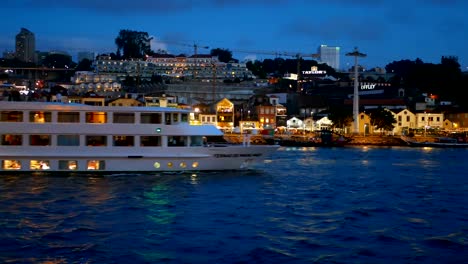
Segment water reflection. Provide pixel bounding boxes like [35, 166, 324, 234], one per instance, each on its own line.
[139, 181, 177, 262]
[190, 173, 198, 185]
[0, 147, 467, 263]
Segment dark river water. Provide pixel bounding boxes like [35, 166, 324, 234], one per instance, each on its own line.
[1, 146, 467, 263]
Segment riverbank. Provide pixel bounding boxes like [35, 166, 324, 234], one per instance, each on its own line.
[223, 134, 437, 147]
[347, 135, 406, 146]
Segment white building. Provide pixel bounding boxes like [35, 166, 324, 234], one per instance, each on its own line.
[315, 116, 332, 131]
[145, 54, 255, 80]
[393, 109, 416, 135]
[70, 71, 121, 93]
[416, 112, 444, 129]
[286, 117, 303, 129]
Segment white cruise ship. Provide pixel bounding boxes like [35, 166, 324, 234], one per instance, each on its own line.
[0, 102, 279, 173]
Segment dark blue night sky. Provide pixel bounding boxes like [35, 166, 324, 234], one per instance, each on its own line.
[1, 0, 467, 70]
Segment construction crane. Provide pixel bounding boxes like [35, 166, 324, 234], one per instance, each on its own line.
[156, 40, 209, 56]
[156, 40, 210, 79]
[231, 49, 319, 92]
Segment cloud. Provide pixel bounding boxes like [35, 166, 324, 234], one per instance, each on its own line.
[242, 54, 257, 62]
[150, 36, 169, 52]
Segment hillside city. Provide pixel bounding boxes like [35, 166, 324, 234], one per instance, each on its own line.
[1, 28, 468, 138]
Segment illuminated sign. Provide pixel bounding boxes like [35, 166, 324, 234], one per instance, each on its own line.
[361, 83, 377, 90]
[302, 66, 326, 75]
[302, 70, 327, 75]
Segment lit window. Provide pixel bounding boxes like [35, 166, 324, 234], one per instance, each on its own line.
[180, 162, 187, 168]
[167, 162, 173, 168]
[154, 162, 161, 169]
[59, 160, 77, 170]
[30, 160, 50, 170]
[192, 162, 199, 168]
[86, 112, 107, 123]
[2, 160, 21, 170]
[29, 111, 52, 123]
[87, 160, 105, 170]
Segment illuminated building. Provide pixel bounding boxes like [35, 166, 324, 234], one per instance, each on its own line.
[318, 45, 340, 70]
[15, 28, 36, 63]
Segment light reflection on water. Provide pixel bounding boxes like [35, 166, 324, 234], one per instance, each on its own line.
[0, 146, 467, 263]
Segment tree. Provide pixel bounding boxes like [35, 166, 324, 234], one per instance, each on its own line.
[42, 53, 74, 68]
[369, 108, 396, 134]
[328, 106, 353, 131]
[211, 48, 237, 63]
[384, 58, 464, 105]
[155, 49, 168, 54]
[245, 57, 337, 79]
[75, 58, 92, 71]
[115, 29, 152, 59]
[246, 60, 267, 79]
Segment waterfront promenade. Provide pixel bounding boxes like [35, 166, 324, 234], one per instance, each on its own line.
[223, 134, 442, 147]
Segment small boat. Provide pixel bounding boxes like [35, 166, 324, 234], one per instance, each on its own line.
[0, 101, 279, 173]
[401, 136, 468, 148]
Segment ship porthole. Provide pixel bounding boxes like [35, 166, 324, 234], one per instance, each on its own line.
[192, 162, 199, 168]
[167, 162, 173, 168]
[154, 162, 161, 169]
[180, 162, 187, 168]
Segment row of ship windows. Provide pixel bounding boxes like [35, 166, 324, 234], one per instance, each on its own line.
[2, 160, 200, 171]
[0, 111, 188, 124]
[1, 134, 205, 147]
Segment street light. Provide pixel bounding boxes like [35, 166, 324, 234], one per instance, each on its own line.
[424, 111, 427, 137]
[302, 109, 306, 135]
[310, 111, 314, 132]
[346, 47, 366, 134]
